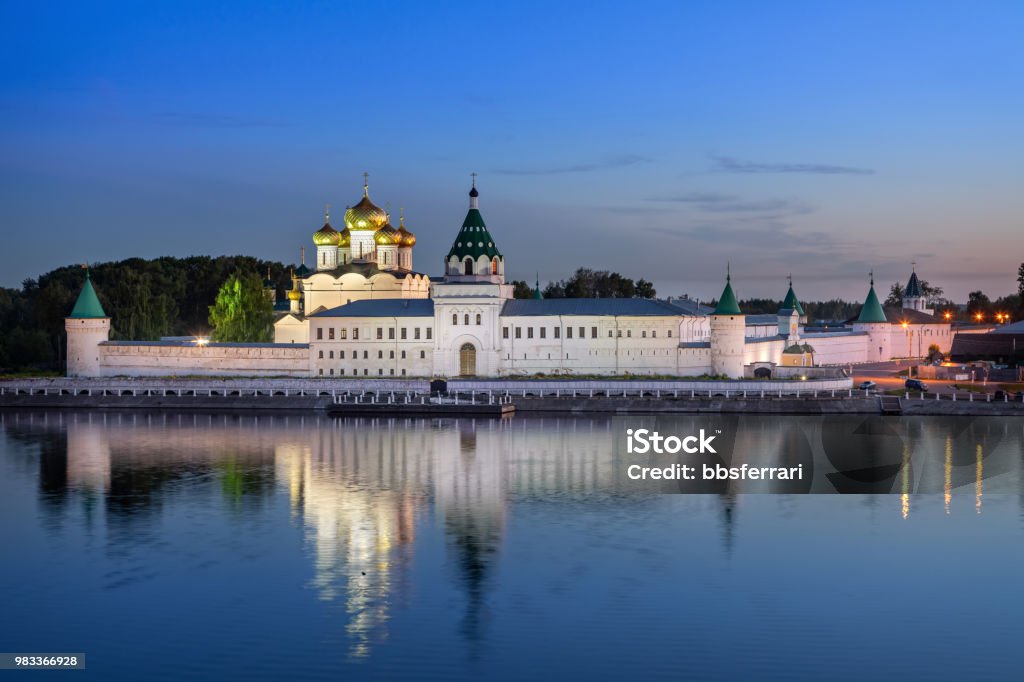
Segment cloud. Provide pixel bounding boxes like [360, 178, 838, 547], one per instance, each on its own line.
[711, 156, 875, 175]
[494, 154, 652, 176]
[647, 192, 814, 216]
[148, 111, 292, 128]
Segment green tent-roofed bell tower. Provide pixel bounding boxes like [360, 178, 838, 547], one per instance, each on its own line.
[444, 175, 505, 283]
[710, 265, 745, 378]
[65, 269, 111, 377]
[857, 272, 888, 323]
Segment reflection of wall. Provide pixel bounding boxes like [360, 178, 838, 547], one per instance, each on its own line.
[66, 421, 111, 492]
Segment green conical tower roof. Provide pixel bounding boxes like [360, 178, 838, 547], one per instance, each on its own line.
[69, 271, 107, 319]
[447, 181, 502, 261]
[713, 268, 741, 315]
[532, 274, 543, 300]
[905, 267, 922, 298]
[857, 274, 888, 323]
[781, 276, 804, 316]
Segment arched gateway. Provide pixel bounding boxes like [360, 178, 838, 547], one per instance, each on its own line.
[459, 343, 476, 376]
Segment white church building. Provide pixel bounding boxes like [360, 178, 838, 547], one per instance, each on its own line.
[65, 178, 954, 379]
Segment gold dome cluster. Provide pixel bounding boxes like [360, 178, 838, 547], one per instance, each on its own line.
[312, 218, 341, 246]
[375, 222, 400, 245]
[397, 212, 416, 246]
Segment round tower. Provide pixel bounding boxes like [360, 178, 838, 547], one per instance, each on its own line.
[65, 270, 110, 377]
[852, 272, 891, 362]
[709, 268, 745, 378]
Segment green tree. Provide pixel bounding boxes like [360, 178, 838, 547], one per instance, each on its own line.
[966, 290, 992, 320]
[208, 271, 274, 342]
[635, 279, 656, 299]
[884, 282, 903, 307]
[510, 280, 532, 299]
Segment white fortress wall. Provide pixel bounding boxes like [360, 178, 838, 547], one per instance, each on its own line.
[99, 342, 309, 377]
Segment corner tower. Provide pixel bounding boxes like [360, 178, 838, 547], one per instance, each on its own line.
[852, 271, 891, 362]
[709, 267, 746, 378]
[902, 263, 931, 315]
[444, 177, 505, 283]
[65, 270, 110, 377]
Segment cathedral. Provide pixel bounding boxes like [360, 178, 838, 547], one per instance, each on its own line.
[64, 177, 955, 379]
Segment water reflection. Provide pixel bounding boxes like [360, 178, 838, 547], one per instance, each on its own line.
[2, 410, 1024, 669]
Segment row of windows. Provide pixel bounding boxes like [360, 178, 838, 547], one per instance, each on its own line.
[316, 326, 433, 341]
[453, 313, 483, 325]
[501, 326, 674, 340]
[318, 349, 427, 360]
[318, 368, 411, 376]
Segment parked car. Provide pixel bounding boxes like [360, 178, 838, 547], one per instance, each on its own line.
[905, 379, 928, 391]
[858, 381, 877, 390]
[993, 390, 1024, 402]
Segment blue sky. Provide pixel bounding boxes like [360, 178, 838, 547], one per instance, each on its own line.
[1, 1, 1021, 301]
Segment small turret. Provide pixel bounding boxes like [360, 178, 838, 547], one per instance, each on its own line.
[710, 265, 746, 378]
[65, 268, 110, 377]
[853, 271, 891, 362]
[444, 174, 504, 283]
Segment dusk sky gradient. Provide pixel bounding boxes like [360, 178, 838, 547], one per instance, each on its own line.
[1, 1, 1021, 302]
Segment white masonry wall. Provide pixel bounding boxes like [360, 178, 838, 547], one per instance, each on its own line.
[99, 342, 309, 377]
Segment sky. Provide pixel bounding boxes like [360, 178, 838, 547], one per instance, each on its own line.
[1, 0, 1021, 303]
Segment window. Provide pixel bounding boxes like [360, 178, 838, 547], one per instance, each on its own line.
[503, 326, 509, 339]
[528, 327, 534, 339]
[363, 350, 368, 359]
[476, 313, 481, 325]
[609, 330, 613, 338]
[401, 350, 406, 359]
[378, 368, 383, 376]
[363, 369, 368, 376]
[340, 328, 347, 340]
[401, 369, 406, 376]
[567, 327, 573, 339]
[580, 327, 586, 338]
[426, 328, 432, 339]
[329, 368, 334, 375]
[401, 328, 407, 340]
[340, 369, 345, 375]
[389, 328, 395, 340]
[642, 331, 647, 338]
[592, 327, 597, 338]
[340, 350, 345, 359]
[389, 350, 395, 359]
[668, 330, 672, 338]
[554, 327, 560, 339]
[318, 368, 323, 375]
[464, 258, 474, 275]
[318, 350, 324, 359]
[317, 327, 323, 340]
[353, 328, 359, 340]
[491, 259, 498, 275]
[627, 330, 631, 338]
[378, 350, 383, 359]
[390, 368, 395, 375]
[414, 327, 421, 340]
[420, 350, 425, 359]
[328, 328, 334, 340]
[515, 327, 522, 339]
[652, 331, 657, 338]
[376, 327, 383, 340]
[329, 350, 334, 359]
[464, 314, 470, 325]
[453, 313, 458, 325]
[540, 327, 546, 339]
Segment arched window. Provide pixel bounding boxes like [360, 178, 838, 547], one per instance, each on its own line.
[476, 313, 481, 325]
[452, 313, 458, 325]
[491, 259, 498, 275]
[464, 314, 470, 325]
[464, 257, 474, 275]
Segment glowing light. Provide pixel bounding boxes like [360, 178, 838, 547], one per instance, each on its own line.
[944, 436, 952, 514]
[901, 321, 909, 329]
[944, 311, 952, 321]
[976, 444, 983, 514]
[195, 337, 210, 346]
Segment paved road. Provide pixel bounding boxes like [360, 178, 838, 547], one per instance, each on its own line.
[850, 360, 1007, 395]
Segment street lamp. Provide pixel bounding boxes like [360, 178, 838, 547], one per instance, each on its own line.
[901, 321, 914, 376]
[944, 311, 952, 321]
[975, 313, 983, 323]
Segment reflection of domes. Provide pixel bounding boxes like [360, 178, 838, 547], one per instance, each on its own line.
[344, 185, 388, 230]
[313, 220, 341, 246]
[339, 227, 351, 247]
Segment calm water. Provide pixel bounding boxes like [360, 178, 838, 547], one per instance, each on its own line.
[2, 410, 1024, 681]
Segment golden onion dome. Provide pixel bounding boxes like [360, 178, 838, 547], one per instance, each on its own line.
[312, 209, 341, 246]
[375, 223, 399, 245]
[344, 181, 388, 230]
[397, 212, 416, 247]
[286, 288, 302, 301]
[338, 226, 351, 247]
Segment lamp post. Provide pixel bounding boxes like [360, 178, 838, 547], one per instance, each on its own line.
[902, 321, 914, 377]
